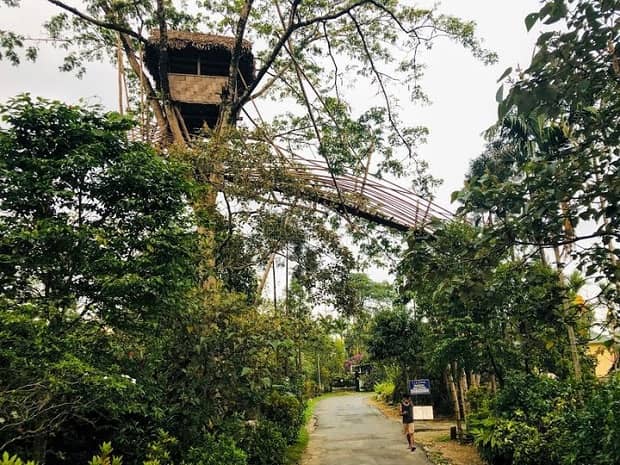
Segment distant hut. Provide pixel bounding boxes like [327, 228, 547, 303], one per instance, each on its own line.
[145, 31, 254, 132]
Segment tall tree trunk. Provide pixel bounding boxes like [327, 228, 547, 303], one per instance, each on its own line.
[215, 0, 254, 132]
[469, 371, 480, 389]
[272, 256, 278, 309]
[447, 363, 463, 439]
[486, 343, 504, 387]
[458, 367, 470, 418]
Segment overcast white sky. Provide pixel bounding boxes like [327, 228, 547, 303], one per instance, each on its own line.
[413, 0, 543, 208]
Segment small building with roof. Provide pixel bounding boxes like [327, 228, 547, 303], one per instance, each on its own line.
[144, 31, 254, 132]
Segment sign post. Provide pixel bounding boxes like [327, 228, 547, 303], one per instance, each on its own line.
[408, 379, 431, 395]
[408, 379, 434, 420]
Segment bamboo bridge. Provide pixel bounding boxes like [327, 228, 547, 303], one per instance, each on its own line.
[235, 152, 454, 232]
[286, 156, 453, 231]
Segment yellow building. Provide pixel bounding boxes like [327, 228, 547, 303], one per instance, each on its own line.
[588, 335, 618, 378]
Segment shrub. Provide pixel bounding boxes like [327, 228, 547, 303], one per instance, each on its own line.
[552, 373, 620, 465]
[0, 452, 36, 465]
[88, 443, 123, 465]
[470, 416, 543, 465]
[469, 374, 566, 465]
[1, 436, 248, 465]
[261, 391, 304, 444]
[303, 380, 319, 398]
[240, 421, 286, 465]
[374, 381, 395, 402]
[469, 373, 620, 465]
[182, 434, 246, 465]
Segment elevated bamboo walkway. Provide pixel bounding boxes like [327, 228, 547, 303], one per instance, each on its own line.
[283, 155, 453, 231]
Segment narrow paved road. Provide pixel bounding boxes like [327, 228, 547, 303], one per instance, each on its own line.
[303, 393, 432, 465]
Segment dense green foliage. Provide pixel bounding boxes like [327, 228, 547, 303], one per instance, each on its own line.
[182, 435, 247, 465]
[373, 6, 620, 465]
[469, 374, 620, 465]
[373, 380, 395, 402]
[261, 392, 304, 445]
[367, 307, 425, 397]
[462, 0, 619, 312]
[1, 1, 618, 464]
[0, 97, 339, 464]
[0, 96, 198, 462]
[399, 222, 592, 384]
[240, 422, 287, 465]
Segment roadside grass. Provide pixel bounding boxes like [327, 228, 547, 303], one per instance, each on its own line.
[434, 434, 452, 442]
[285, 427, 309, 465]
[285, 391, 356, 465]
[425, 450, 452, 465]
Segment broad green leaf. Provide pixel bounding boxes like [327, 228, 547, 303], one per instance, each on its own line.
[497, 66, 512, 83]
[450, 190, 461, 203]
[495, 85, 504, 103]
[536, 31, 555, 45]
[525, 12, 539, 31]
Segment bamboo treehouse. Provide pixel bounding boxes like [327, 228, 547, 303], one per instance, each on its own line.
[145, 31, 255, 132]
[143, 31, 450, 232]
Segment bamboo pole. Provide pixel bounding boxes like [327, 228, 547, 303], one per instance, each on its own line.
[554, 244, 582, 381]
[257, 252, 277, 299]
[285, 246, 289, 314]
[272, 254, 277, 310]
[116, 35, 124, 115]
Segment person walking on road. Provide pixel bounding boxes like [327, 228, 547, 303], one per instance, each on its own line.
[401, 393, 416, 451]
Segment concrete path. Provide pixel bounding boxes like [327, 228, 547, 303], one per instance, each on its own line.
[303, 393, 432, 465]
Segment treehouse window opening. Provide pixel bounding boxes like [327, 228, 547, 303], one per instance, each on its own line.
[169, 52, 200, 75]
[198, 49, 231, 76]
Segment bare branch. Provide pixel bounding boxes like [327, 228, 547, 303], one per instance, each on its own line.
[513, 232, 619, 248]
[249, 61, 294, 101]
[348, 12, 413, 158]
[47, 0, 146, 43]
[235, 0, 373, 111]
[322, 22, 341, 101]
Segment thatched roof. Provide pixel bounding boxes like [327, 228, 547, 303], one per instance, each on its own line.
[148, 30, 252, 54]
[143, 30, 255, 96]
